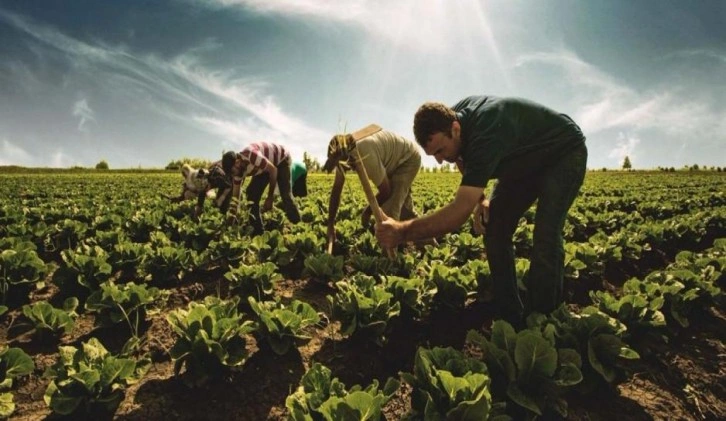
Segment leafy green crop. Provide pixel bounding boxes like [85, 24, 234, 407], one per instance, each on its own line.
[224, 262, 282, 300]
[401, 346, 494, 420]
[467, 321, 583, 418]
[43, 338, 149, 417]
[286, 362, 399, 421]
[328, 275, 400, 345]
[303, 254, 344, 284]
[21, 298, 79, 339]
[0, 346, 35, 418]
[53, 245, 113, 293]
[248, 297, 320, 355]
[0, 238, 48, 307]
[167, 296, 256, 387]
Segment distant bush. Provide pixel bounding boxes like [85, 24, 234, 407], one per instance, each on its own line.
[165, 158, 213, 171]
[95, 160, 109, 170]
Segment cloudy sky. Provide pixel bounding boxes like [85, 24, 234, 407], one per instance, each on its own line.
[1, 0, 724, 169]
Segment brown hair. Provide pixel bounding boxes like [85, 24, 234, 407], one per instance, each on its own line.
[413, 102, 457, 148]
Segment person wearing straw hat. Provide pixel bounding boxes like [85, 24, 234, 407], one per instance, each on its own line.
[222, 142, 301, 235]
[375, 96, 588, 325]
[323, 126, 421, 252]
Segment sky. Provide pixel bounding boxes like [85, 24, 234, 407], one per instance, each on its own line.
[0, 0, 724, 169]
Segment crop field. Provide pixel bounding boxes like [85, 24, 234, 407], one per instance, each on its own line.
[1, 170, 724, 420]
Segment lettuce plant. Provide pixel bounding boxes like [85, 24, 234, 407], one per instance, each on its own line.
[0, 238, 49, 307]
[141, 244, 192, 284]
[43, 338, 150, 417]
[85, 281, 163, 334]
[303, 254, 344, 284]
[21, 298, 79, 339]
[286, 362, 399, 421]
[224, 262, 282, 300]
[52, 245, 113, 292]
[0, 346, 35, 418]
[327, 275, 400, 345]
[382, 275, 436, 319]
[529, 306, 640, 390]
[248, 297, 320, 355]
[167, 296, 256, 387]
[467, 321, 583, 419]
[401, 346, 494, 420]
[426, 263, 477, 309]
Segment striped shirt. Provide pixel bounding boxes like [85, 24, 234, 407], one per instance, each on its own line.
[238, 142, 291, 177]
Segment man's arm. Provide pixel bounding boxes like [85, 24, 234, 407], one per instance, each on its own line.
[376, 185, 482, 247]
[326, 168, 346, 252]
[262, 159, 278, 211]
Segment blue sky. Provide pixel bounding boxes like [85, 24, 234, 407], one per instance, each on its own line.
[0, 0, 724, 169]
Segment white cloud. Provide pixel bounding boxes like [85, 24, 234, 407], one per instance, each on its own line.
[187, 0, 500, 53]
[0, 139, 34, 166]
[72, 98, 95, 132]
[0, 8, 328, 158]
[608, 132, 640, 165]
[514, 49, 725, 141]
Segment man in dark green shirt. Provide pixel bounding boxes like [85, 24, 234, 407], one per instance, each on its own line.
[375, 96, 587, 324]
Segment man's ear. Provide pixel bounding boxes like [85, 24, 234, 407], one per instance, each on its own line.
[451, 121, 461, 139]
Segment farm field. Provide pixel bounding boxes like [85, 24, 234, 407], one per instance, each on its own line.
[1, 170, 724, 421]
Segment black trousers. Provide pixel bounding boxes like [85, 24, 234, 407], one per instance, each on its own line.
[245, 159, 301, 234]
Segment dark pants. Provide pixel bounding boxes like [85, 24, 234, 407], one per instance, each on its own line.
[245, 159, 301, 234]
[485, 143, 587, 321]
[292, 172, 308, 197]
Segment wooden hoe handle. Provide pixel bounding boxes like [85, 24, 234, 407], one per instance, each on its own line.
[353, 148, 396, 259]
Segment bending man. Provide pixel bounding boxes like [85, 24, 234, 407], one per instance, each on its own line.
[375, 96, 587, 323]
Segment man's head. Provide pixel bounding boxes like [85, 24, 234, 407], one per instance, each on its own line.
[322, 133, 356, 172]
[222, 151, 239, 176]
[413, 102, 462, 164]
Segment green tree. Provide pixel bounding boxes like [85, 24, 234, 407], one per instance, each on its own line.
[95, 160, 109, 170]
[622, 156, 632, 170]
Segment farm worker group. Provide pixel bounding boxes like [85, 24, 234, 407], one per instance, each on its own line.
[172, 95, 587, 324]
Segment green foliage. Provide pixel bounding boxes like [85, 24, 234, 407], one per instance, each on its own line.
[167, 296, 255, 387]
[286, 363, 399, 421]
[85, 281, 163, 331]
[43, 338, 149, 416]
[141, 244, 192, 284]
[53, 245, 113, 292]
[401, 346, 493, 420]
[248, 297, 320, 355]
[327, 275, 400, 345]
[95, 160, 109, 170]
[303, 254, 344, 283]
[224, 262, 282, 300]
[425, 263, 478, 309]
[467, 321, 583, 418]
[383, 275, 436, 319]
[527, 306, 640, 390]
[0, 238, 48, 307]
[0, 347, 35, 418]
[21, 298, 79, 339]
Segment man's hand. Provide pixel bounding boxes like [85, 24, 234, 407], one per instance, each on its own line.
[326, 225, 336, 254]
[472, 195, 489, 235]
[262, 196, 274, 212]
[375, 213, 406, 249]
[361, 205, 372, 227]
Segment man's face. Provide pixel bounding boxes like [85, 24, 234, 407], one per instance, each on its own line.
[232, 158, 245, 175]
[423, 121, 461, 164]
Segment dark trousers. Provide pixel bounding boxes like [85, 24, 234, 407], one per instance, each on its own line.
[485, 143, 587, 321]
[245, 159, 301, 234]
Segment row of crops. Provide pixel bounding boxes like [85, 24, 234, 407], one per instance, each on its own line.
[1, 171, 724, 419]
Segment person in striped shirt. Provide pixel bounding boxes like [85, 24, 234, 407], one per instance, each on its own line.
[221, 142, 301, 234]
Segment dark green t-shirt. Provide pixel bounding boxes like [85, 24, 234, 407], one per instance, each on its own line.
[456, 96, 585, 188]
